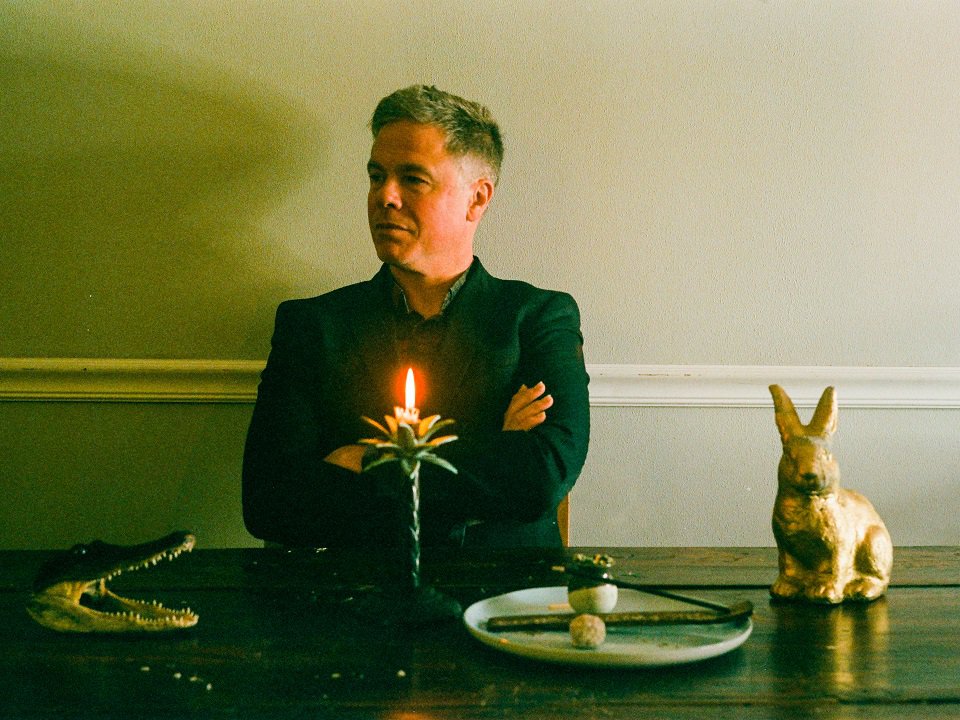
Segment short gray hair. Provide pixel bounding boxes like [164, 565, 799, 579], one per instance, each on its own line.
[371, 85, 504, 185]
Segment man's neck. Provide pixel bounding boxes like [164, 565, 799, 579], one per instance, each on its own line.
[390, 263, 470, 318]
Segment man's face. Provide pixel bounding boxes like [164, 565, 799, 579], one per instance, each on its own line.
[367, 121, 486, 279]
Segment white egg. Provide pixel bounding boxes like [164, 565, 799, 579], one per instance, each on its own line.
[567, 583, 618, 614]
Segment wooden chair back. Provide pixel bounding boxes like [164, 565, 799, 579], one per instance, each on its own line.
[557, 495, 570, 547]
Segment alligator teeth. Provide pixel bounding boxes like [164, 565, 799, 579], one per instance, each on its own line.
[29, 533, 198, 633]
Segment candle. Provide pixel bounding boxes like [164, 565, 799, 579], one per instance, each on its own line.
[394, 367, 420, 425]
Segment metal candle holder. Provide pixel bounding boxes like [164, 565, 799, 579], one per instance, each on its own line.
[357, 406, 463, 623]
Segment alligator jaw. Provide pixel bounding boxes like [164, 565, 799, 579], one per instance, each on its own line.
[27, 531, 199, 633]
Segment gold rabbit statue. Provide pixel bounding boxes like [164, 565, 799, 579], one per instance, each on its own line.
[769, 385, 892, 604]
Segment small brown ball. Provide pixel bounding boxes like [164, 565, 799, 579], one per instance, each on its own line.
[569, 613, 606, 649]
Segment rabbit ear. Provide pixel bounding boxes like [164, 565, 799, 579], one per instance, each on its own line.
[808, 386, 838, 437]
[770, 384, 803, 443]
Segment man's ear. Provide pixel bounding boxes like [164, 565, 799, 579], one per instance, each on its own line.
[466, 177, 495, 222]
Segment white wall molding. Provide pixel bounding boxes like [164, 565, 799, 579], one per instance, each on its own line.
[588, 364, 960, 409]
[2, 358, 960, 408]
[0, 358, 264, 403]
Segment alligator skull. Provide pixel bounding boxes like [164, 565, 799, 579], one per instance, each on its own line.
[27, 531, 199, 633]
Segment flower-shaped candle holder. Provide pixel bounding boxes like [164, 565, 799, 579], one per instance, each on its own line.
[356, 409, 463, 622]
[360, 413, 457, 590]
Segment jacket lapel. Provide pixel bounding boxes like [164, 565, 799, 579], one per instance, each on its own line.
[432, 259, 494, 406]
[351, 267, 402, 409]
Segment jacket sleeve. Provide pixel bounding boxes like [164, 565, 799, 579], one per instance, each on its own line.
[241, 302, 397, 547]
[422, 291, 591, 525]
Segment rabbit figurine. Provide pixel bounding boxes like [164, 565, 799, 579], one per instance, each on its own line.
[769, 384, 892, 604]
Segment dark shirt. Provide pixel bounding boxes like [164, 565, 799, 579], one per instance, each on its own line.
[390, 270, 468, 380]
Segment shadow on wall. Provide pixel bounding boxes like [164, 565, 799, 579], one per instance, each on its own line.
[0, 11, 325, 359]
[0, 401, 261, 549]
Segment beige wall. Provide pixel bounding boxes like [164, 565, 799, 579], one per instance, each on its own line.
[2, 1, 959, 548]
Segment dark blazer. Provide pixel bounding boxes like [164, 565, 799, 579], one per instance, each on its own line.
[242, 258, 590, 548]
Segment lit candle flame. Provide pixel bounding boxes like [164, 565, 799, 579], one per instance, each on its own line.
[395, 367, 420, 424]
[405, 367, 416, 411]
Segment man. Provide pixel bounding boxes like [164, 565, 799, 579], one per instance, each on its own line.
[242, 85, 589, 548]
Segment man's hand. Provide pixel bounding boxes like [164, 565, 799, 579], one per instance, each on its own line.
[502, 382, 553, 431]
[324, 445, 366, 473]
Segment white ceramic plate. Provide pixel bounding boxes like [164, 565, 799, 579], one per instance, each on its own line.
[463, 586, 752, 668]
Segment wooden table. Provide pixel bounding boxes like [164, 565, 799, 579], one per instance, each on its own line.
[2, 546, 958, 718]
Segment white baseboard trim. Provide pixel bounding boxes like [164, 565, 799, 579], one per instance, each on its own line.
[2, 358, 960, 408]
